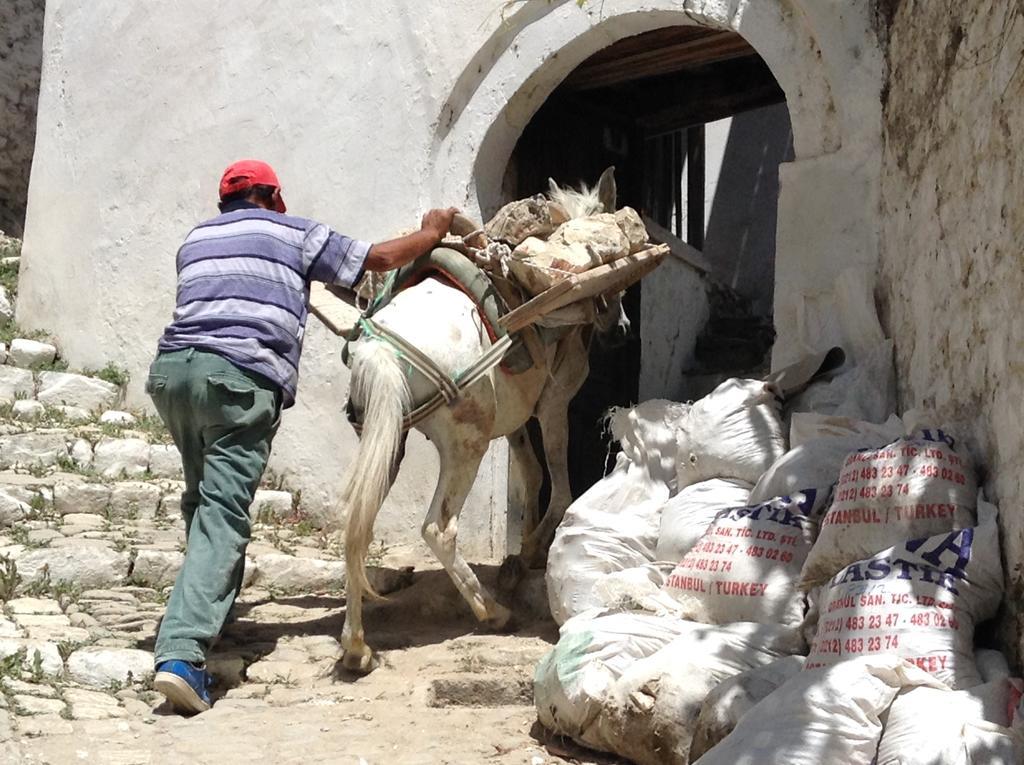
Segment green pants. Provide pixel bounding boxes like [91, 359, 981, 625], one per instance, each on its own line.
[147, 348, 281, 664]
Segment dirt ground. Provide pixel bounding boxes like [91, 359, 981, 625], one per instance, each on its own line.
[15, 562, 625, 765]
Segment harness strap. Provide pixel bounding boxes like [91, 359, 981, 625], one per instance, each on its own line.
[359, 317, 460, 403]
[350, 333, 518, 435]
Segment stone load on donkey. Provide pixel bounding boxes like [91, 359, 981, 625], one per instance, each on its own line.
[307, 169, 668, 673]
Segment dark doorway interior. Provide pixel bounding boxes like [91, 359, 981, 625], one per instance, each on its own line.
[507, 25, 790, 497]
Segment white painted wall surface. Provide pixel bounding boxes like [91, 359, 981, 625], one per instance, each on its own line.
[638, 256, 709, 402]
[702, 105, 793, 316]
[19, 0, 885, 559]
[20, 0, 512, 560]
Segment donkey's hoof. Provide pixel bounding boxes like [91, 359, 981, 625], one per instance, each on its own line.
[340, 649, 379, 675]
[519, 546, 549, 571]
[497, 554, 526, 593]
[482, 606, 516, 633]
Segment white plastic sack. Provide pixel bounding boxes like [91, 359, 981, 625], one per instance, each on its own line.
[875, 680, 1024, 765]
[547, 398, 697, 625]
[788, 412, 905, 449]
[674, 379, 787, 490]
[663, 490, 825, 627]
[801, 428, 978, 587]
[588, 563, 685, 617]
[656, 479, 753, 563]
[750, 414, 904, 505]
[689, 655, 806, 760]
[609, 398, 691, 490]
[534, 611, 712, 743]
[785, 339, 897, 424]
[804, 499, 1003, 689]
[691, 656, 944, 765]
[547, 451, 670, 625]
[976, 648, 1013, 684]
[535, 613, 803, 765]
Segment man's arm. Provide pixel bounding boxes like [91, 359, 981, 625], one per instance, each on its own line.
[363, 207, 459, 273]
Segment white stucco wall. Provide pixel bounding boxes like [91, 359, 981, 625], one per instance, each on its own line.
[0, 0, 44, 237]
[639, 256, 709, 402]
[879, 0, 1024, 663]
[20, 0, 513, 559]
[702, 104, 793, 316]
[19, 0, 885, 559]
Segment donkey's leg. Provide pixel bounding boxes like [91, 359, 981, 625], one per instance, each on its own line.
[520, 330, 590, 567]
[341, 435, 407, 674]
[340, 565, 375, 673]
[498, 425, 544, 592]
[421, 421, 512, 629]
[508, 425, 543, 540]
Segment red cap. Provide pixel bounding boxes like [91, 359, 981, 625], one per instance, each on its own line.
[218, 159, 287, 213]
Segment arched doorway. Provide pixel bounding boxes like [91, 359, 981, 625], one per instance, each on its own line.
[431, 1, 883, 369]
[429, 0, 884, 546]
[506, 25, 793, 494]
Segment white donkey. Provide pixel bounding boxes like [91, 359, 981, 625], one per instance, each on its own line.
[339, 170, 621, 672]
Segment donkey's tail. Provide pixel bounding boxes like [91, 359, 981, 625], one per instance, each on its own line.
[341, 340, 410, 599]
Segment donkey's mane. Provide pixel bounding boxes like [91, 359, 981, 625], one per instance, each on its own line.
[547, 179, 605, 219]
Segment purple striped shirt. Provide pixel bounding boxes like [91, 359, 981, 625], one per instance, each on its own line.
[158, 202, 370, 407]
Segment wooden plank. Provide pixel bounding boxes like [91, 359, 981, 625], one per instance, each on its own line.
[642, 215, 713, 275]
[495, 278, 575, 334]
[570, 26, 715, 66]
[499, 245, 669, 334]
[310, 245, 670, 339]
[308, 282, 363, 337]
[564, 31, 754, 91]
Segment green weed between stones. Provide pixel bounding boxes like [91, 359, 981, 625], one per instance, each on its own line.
[55, 685, 74, 719]
[0, 555, 19, 601]
[0, 647, 25, 681]
[0, 240, 19, 303]
[0, 322, 51, 348]
[265, 526, 297, 557]
[7, 525, 48, 550]
[28, 649, 44, 684]
[20, 566, 82, 603]
[24, 493, 59, 524]
[26, 462, 54, 478]
[98, 411, 172, 444]
[56, 640, 82, 664]
[82, 363, 131, 388]
[35, 358, 70, 373]
[366, 540, 389, 568]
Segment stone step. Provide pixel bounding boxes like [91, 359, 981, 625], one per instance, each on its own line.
[0, 472, 297, 529]
[0, 546, 405, 603]
[0, 429, 180, 478]
[0, 366, 122, 410]
[426, 675, 533, 708]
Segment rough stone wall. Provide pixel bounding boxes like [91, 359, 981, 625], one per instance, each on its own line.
[0, 0, 45, 237]
[879, 0, 1024, 660]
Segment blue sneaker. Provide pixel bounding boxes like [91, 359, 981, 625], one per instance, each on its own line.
[154, 660, 212, 714]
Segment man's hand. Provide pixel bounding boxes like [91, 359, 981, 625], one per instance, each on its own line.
[421, 207, 459, 243]
[364, 206, 461, 273]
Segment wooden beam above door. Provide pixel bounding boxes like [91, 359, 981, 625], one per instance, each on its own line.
[562, 27, 756, 91]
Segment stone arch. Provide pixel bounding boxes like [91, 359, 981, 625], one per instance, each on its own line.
[430, 0, 885, 367]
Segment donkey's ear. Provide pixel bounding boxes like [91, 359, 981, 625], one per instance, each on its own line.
[596, 166, 617, 212]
